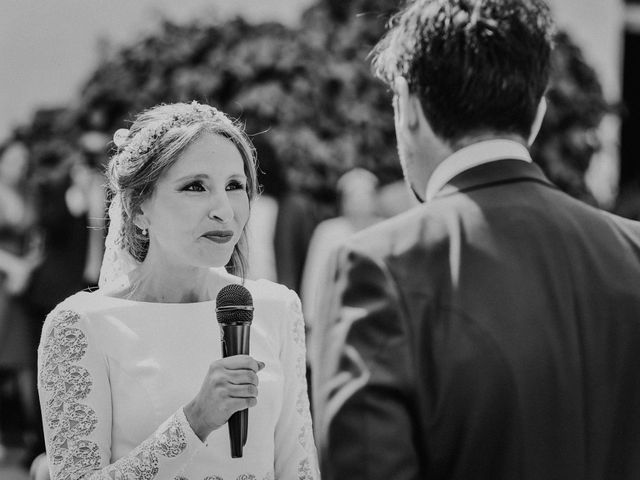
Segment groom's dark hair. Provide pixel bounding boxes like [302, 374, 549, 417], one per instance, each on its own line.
[372, 0, 555, 142]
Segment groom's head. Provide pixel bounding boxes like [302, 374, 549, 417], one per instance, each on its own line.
[371, 0, 555, 199]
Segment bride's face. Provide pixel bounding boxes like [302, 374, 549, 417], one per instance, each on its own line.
[138, 132, 250, 269]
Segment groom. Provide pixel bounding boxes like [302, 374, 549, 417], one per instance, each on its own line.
[312, 0, 640, 479]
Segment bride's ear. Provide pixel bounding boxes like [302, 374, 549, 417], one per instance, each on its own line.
[132, 205, 149, 233]
[134, 219, 149, 233]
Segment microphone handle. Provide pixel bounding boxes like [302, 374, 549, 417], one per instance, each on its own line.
[228, 410, 248, 456]
[220, 323, 251, 457]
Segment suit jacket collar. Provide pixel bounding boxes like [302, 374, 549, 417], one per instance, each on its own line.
[432, 158, 557, 200]
[425, 140, 532, 201]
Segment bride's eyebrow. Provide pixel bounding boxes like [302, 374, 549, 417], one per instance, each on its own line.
[173, 173, 209, 183]
[172, 172, 247, 183]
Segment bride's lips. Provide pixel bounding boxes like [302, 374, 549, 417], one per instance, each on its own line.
[202, 230, 234, 244]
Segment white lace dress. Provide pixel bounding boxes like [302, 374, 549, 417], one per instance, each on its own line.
[37, 279, 319, 480]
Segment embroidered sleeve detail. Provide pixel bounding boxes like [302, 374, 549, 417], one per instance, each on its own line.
[103, 447, 159, 480]
[291, 315, 314, 457]
[45, 398, 98, 442]
[295, 381, 309, 416]
[48, 404, 99, 466]
[40, 309, 101, 479]
[298, 458, 314, 480]
[38, 308, 204, 480]
[273, 291, 320, 480]
[99, 411, 191, 480]
[60, 440, 102, 478]
[297, 423, 313, 452]
[295, 354, 306, 384]
[154, 414, 188, 458]
[290, 300, 306, 349]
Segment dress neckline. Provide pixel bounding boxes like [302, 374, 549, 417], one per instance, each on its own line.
[78, 290, 218, 306]
[82, 270, 258, 306]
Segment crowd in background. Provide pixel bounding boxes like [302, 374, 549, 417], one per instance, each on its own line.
[0, 136, 106, 465]
[0, 0, 632, 473]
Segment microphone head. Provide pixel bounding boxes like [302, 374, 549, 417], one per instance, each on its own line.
[216, 284, 254, 325]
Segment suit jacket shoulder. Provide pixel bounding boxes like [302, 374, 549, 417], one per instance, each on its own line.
[318, 166, 640, 479]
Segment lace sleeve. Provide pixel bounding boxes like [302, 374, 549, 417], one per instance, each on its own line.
[37, 307, 205, 480]
[274, 290, 320, 480]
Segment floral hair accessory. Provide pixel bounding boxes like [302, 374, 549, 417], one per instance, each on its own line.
[113, 101, 224, 167]
[113, 129, 130, 148]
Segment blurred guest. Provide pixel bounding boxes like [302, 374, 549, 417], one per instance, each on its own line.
[531, 30, 609, 207]
[246, 193, 279, 281]
[614, 182, 640, 221]
[314, 1, 640, 479]
[273, 187, 328, 293]
[246, 137, 285, 282]
[74, 131, 108, 286]
[27, 145, 102, 323]
[376, 178, 419, 218]
[301, 167, 382, 360]
[21, 141, 106, 469]
[0, 141, 43, 455]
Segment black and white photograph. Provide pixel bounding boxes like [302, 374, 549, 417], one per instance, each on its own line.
[1, 1, 639, 479]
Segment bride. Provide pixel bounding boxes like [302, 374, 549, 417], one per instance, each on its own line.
[36, 101, 319, 480]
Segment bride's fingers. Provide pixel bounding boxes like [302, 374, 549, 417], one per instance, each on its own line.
[222, 355, 265, 372]
[226, 369, 259, 386]
[227, 383, 258, 398]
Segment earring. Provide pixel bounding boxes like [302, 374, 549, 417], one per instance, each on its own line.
[142, 227, 148, 236]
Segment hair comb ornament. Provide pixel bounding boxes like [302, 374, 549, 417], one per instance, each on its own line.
[113, 101, 225, 166]
[113, 129, 130, 148]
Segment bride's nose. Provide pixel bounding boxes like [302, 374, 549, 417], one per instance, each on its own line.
[207, 191, 234, 223]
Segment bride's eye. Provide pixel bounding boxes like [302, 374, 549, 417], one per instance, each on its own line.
[182, 181, 206, 192]
[226, 180, 246, 192]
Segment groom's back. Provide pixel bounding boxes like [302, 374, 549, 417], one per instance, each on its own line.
[382, 175, 640, 479]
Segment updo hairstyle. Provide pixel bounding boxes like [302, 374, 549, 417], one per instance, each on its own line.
[106, 101, 257, 277]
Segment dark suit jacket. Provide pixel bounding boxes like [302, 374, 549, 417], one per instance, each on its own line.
[313, 159, 640, 480]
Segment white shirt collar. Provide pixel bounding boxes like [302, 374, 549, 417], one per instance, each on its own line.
[425, 139, 532, 202]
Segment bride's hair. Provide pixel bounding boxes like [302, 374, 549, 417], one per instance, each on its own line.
[106, 101, 257, 278]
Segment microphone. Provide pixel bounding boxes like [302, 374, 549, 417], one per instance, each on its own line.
[215, 284, 254, 458]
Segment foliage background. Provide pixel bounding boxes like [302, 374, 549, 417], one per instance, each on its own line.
[14, 0, 399, 209]
[10, 0, 608, 210]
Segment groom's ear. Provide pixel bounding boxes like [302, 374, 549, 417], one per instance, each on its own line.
[528, 97, 547, 146]
[394, 76, 445, 157]
[393, 77, 420, 133]
[394, 76, 437, 143]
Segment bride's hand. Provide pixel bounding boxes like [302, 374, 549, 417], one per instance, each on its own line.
[184, 355, 264, 442]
